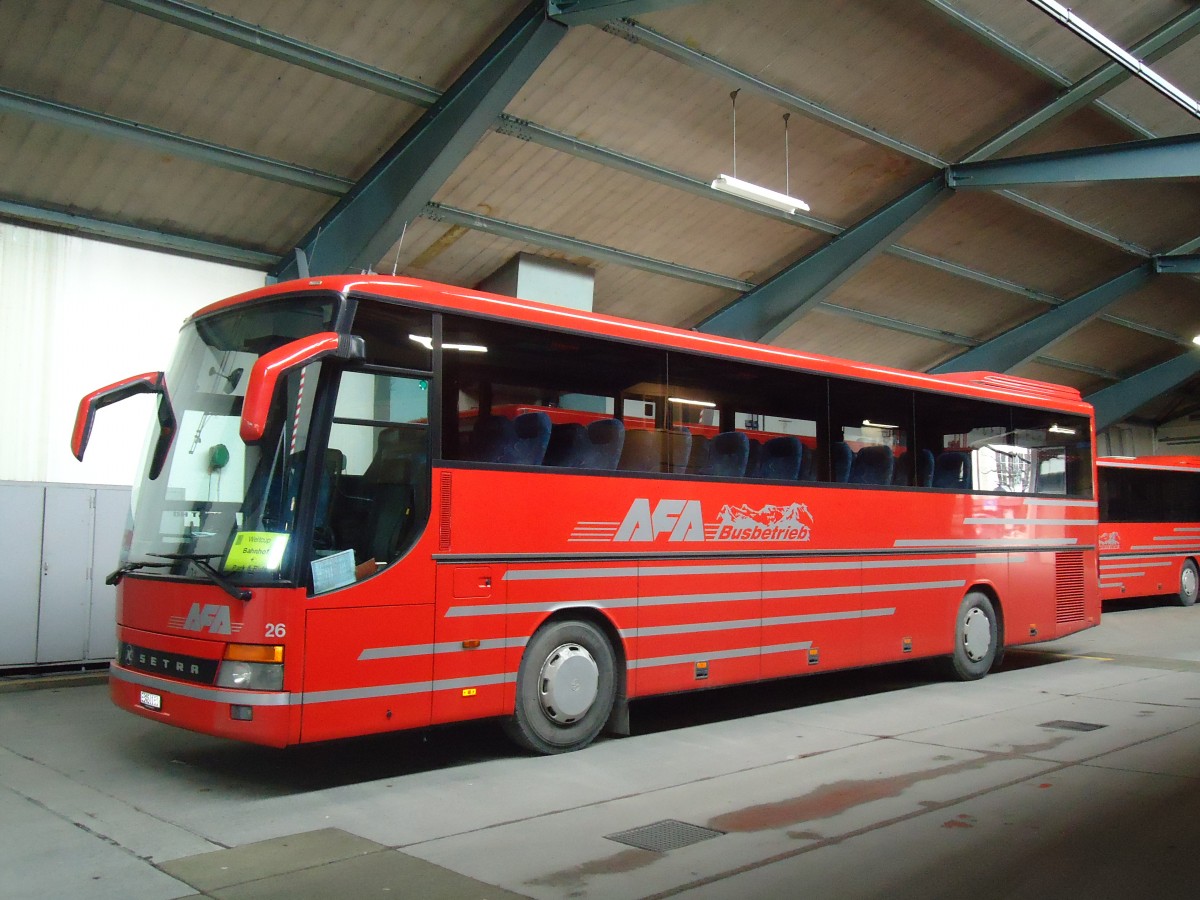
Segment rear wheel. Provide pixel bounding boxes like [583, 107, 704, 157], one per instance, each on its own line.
[1179, 560, 1198, 607]
[504, 619, 616, 754]
[942, 591, 998, 681]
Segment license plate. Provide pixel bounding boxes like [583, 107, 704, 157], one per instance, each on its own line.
[139, 690, 162, 711]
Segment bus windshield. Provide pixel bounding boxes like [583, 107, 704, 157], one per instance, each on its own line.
[124, 296, 338, 584]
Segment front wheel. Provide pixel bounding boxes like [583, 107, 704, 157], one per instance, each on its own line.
[1179, 559, 1198, 607]
[504, 619, 616, 754]
[941, 591, 999, 681]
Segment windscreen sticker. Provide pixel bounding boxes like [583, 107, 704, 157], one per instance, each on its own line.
[224, 531, 290, 571]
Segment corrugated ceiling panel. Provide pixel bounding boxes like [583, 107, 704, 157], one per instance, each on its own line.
[0, 0, 424, 178]
[1011, 361, 1101, 395]
[0, 115, 325, 253]
[1106, 277, 1200, 339]
[205, 0, 526, 89]
[640, 0, 1059, 162]
[1044, 317, 1183, 374]
[504, 25, 933, 226]
[773, 309, 952, 372]
[900, 191, 1137, 297]
[819, 253, 1041, 341]
[430, 131, 826, 290]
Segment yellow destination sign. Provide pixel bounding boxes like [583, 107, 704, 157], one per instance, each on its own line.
[223, 531, 290, 572]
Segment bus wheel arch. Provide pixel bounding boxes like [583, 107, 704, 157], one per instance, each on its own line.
[941, 587, 1002, 681]
[1179, 559, 1198, 607]
[503, 610, 622, 754]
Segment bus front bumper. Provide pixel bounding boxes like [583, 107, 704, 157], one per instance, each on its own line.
[109, 664, 296, 747]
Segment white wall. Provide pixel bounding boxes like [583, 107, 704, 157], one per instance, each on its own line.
[0, 223, 264, 485]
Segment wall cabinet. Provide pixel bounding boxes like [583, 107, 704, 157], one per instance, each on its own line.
[0, 482, 129, 669]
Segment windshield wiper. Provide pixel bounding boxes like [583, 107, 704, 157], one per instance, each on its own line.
[105, 560, 170, 586]
[150, 553, 252, 601]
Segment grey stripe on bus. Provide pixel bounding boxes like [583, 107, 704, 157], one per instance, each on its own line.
[1131, 544, 1200, 551]
[110, 666, 294, 706]
[894, 538, 1078, 547]
[448, 579, 965, 618]
[1026, 499, 1099, 508]
[620, 607, 896, 639]
[1099, 558, 1173, 567]
[629, 641, 814, 670]
[503, 554, 1022, 582]
[962, 517, 1098, 526]
[301, 672, 517, 705]
[358, 636, 526, 661]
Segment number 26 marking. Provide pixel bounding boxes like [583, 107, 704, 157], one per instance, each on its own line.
[266, 623, 286, 638]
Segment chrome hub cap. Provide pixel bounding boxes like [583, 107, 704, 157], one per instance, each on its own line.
[538, 643, 599, 723]
[1183, 566, 1198, 600]
[963, 607, 992, 662]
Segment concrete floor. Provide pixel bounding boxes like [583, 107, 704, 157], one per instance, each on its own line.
[3, 596, 1200, 900]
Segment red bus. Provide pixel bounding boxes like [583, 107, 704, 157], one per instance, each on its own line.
[74, 275, 1100, 753]
[1098, 456, 1200, 606]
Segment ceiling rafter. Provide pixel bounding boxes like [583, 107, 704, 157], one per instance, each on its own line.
[0, 199, 275, 267]
[547, 0, 701, 27]
[86, 0, 1192, 357]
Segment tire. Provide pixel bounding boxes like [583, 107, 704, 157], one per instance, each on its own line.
[504, 619, 616, 754]
[1179, 559, 1199, 607]
[941, 591, 999, 681]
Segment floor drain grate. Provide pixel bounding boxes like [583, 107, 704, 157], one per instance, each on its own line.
[605, 819, 724, 853]
[1039, 720, 1107, 732]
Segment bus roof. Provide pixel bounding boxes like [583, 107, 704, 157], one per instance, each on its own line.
[193, 274, 1093, 416]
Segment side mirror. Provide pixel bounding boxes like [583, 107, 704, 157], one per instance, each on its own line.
[239, 332, 365, 443]
[72, 372, 177, 479]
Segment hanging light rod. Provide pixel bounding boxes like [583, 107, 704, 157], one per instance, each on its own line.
[710, 174, 811, 214]
[1027, 0, 1200, 120]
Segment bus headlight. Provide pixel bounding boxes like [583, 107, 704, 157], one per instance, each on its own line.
[216, 644, 284, 691]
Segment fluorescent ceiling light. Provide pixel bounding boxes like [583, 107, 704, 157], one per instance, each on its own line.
[862, 419, 898, 429]
[1193, 335, 1200, 345]
[669, 396, 717, 408]
[409, 334, 487, 353]
[1049, 424, 1076, 435]
[1028, 0, 1200, 119]
[710, 174, 810, 214]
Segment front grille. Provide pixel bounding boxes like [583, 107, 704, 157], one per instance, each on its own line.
[117, 642, 219, 684]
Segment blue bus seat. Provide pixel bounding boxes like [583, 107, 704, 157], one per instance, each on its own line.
[701, 431, 750, 478]
[757, 435, 802, 480]
[850, 444, 895, 485]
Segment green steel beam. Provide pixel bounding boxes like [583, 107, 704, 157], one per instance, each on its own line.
[272, 1, 565, 281]
[0, 87, 351, 195]
[1155, 254, 1200, 274]
[949, 133, 1200, 189]
[930, 264, 1154, 374]
[548, 1, 701, 26]
[696, 175, 951, 342]
[0, 199, 276, 268]
[1088, 351, 1200, 429]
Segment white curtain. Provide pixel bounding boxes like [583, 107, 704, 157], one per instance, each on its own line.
[0, 223, 263, 484]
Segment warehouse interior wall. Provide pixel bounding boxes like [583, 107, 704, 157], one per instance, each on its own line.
[0, 223, 264, 486]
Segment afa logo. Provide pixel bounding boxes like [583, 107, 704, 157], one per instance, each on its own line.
[1098, 531, 1121, 551]
[172, 603, 234, 635]
[588, 498, 814, 544]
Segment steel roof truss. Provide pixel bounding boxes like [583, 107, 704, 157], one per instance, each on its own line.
[1088, 352, 1200, 430]
[696, 175, 950, 343]
[931, 264, 1154, 374]
[272, 1, 565, 281]
[547, 1, 702, 26]
[949, 133, 1200, 189]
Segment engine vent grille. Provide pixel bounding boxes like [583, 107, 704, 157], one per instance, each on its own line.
[438, 472, 452, 552]
[1055, 551, 1086, 624]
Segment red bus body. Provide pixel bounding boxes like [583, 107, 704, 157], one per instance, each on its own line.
[94, 275, 1101, 750]
[1097, 456, 1200, 605]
